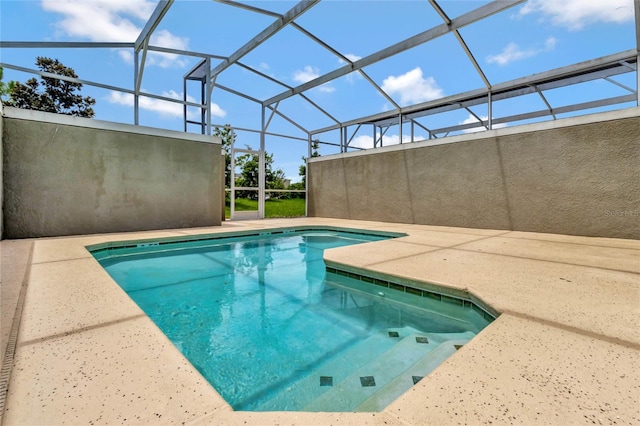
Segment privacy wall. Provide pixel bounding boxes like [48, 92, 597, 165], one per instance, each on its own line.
[2, 108, 222, 239]
[308, 108, 640, 239]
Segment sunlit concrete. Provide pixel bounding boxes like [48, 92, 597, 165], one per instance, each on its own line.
[1, 218, 638, 425]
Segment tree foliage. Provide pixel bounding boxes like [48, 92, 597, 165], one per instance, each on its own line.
[213, 124, 236, 189]
[4, 57, 95, 118]
[0, 67, 16, 101]
[235, 147, 286, 193]
[291, 139, 320, 190]
[213, 124, 286, 198]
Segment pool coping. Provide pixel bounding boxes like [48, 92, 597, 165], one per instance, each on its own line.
[1, 217, 639, 425]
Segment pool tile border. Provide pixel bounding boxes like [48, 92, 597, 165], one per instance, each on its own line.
[325, 266, 498, 322]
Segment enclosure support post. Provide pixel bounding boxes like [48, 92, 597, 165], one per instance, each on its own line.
[200, 73, 206, 134]
[259, 106, 266, 219]
[636, 54, 640, 106]
[134, 52, 139, 126]
[183, 74, 187, 132]
[488, 91, 493, 130]
[205, 57, 212, 135]
[398, 113, 403, 144]
[373, 125, 377, 148]
[636, 0, 640, 106]
[230, 141, 236, 220]
[306, 132, 311, 218]
[343, 126, 348, 152]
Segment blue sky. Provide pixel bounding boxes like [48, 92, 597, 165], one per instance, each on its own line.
[0, 0, 636, 181]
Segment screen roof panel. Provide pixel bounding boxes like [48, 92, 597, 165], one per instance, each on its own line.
[0, 0, 637, 138]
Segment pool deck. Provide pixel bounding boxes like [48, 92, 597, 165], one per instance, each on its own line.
[1, 217, 638, 425]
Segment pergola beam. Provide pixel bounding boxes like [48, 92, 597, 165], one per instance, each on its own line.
[264, 0, 524, 106]
[429, 0, 491, 88]
[235, 61, 292, 89]
[135, 0, 174, 52]
[429, 94, 636, 136]
[1, 62, 128, 93]
[266, 105, 310, 134]
[213, 0, 281, 18]
[214, 83, 263, 104]
[0, 41, 133, 48]
[148, 45, 227, 60]
[0, 62, 204, 109]
[359, 69, 401, 110]
[310, 50, 637, 134]
[210, 0, 319, 79]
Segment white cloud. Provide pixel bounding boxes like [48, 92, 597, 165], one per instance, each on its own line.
[486, 37, 556, 66]
[292, 65, 335, 93]
[518, 0, 634, 30]
[349, 133, 424, 149]
[381, 67, 443, 105]
[345, 53, 362, 63]
[293, 65, 320, 84]
[339, 54, 363, 83]
[41, 0, 189, 68]
[339, 53, 362, 65]
[544, 37, 557, 50]
[42, 0, 148, 41]
[147, 29, 189, 68]
[118, 49, 135, 64]
[458, 114, 508, 134]
[106, 90, 226, 119]
[318, 85, 335, 93]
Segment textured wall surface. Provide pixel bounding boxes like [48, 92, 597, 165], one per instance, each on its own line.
[308, 109, 640, 239]
[2, 108, 222, 238]
[0, 105, 4, 239]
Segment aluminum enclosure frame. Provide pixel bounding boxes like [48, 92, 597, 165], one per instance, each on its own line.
[1, 0, 639, 217]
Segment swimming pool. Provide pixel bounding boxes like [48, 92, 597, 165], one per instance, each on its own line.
[90, 228, 493, 412]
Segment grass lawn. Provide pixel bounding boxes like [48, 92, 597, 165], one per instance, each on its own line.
[225, 198, 305, 218]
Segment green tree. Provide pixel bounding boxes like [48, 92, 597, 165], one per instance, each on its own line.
[294, 139, 320, 187]
[235, 146, 286, 199]
[0, 67, 16, 101]
[213, 124, 286, 199]
[4, 57, 95, 117]
[213, 124, 236, 189]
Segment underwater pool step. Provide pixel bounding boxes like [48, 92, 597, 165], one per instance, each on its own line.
[302, 332, 462, 412]
[354, 338, 470, 412]
[250, 328, 408, 411]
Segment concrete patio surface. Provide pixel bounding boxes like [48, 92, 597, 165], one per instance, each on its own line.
[1, 218, 638, 425]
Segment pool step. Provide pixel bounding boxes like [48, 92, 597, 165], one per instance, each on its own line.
[249, 328, 408, 411]
[302, 332, 463, 412]
[354, 338, 470, 412]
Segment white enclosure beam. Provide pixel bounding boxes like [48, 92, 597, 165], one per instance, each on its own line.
[429, 0, 491, 89]
[310, 50, 637, 134]
[214, 0, 281, 18]
[0, 41, 133, 49]
[210, 0, 319, 80]
[264, 0, 523, 106]
[135, 0, 174, 52]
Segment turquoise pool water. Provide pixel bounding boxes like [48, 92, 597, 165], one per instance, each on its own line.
[92, 229, 492, 412]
